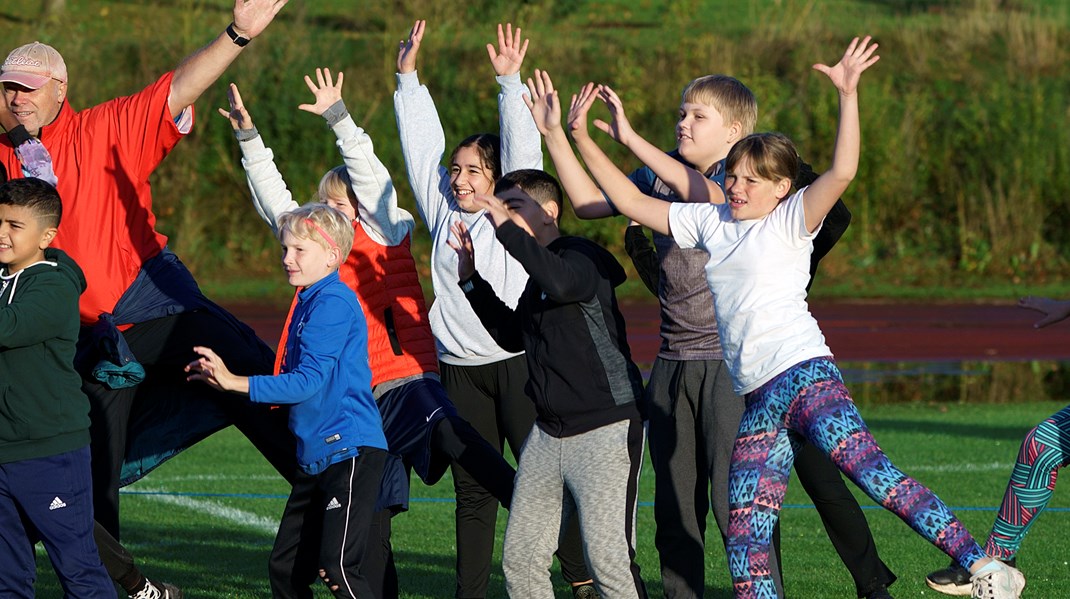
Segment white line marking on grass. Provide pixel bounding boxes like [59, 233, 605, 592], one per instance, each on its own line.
[131, 486, 279, 535]
[907, 461, 1010, 473]
[147, 474, 282, 482]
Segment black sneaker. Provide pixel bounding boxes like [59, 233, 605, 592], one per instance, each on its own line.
[926, 559, 1016, 597]
[572, 583, 599, 599]
[866, 584, 894, 599]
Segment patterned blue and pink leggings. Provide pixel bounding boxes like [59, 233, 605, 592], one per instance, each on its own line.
[985, 403, 1070, 560]
[727, 357, 986, 598]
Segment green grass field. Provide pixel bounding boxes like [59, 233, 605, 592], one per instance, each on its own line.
[31, 397, 1070, 597]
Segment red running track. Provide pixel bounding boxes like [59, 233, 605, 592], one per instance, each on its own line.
[225, 301, 1070, 365]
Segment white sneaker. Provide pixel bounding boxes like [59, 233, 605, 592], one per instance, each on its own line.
[130, 580, 183, 599]
[970, 561, 1025, 599]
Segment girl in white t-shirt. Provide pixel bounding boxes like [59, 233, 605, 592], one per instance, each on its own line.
[524, 36, 1025, 599]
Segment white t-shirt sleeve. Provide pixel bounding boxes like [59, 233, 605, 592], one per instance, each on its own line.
[768, 187, 821, 248]
[668, 202, 722, 252]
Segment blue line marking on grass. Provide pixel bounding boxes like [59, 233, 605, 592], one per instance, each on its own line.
[118, 491, 1070, 512]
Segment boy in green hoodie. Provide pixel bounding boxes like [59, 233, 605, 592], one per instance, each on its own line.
[0, 177, 112, 597]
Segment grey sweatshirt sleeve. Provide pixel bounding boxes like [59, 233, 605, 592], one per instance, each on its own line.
[497, 72, 542, 173]
[331, 109, 415, 246]
[239, 133, 300, 237]
[393, 70, 454, 230]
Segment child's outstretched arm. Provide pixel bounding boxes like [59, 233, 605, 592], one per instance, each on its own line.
[301, 68, 414, 247]
[804, 36, 880, 233]
[393, 20, 455, 226]
[447, 220, 524, 351]
[186, 346, 249, 394]
[523, 70, 614, 219]
[489, 23, 542, 173]
[567, 82, 672, 235]
[218, 82, 298, 235]
[1018, 296, 1070, 328]
[595, 85, 724, 205]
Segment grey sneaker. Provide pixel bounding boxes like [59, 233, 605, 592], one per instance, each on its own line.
[572, 583, 599, 599]
[130, 580, 184, 599]
[970, 561, 1025, 599]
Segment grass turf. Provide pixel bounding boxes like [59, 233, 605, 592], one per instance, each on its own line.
[32, 400, 1070, 598]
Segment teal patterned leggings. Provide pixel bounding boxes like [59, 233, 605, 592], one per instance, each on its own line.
[985, 404, 1070, 559]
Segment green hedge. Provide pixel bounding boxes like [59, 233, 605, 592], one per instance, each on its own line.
[4, 0, 1068, 294]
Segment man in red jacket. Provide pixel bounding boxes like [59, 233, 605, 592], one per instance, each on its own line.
[0, 2, 294, 597]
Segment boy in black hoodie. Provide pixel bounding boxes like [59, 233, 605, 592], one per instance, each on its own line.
[449, 169, 647, 599]
[0, 177, 113, 596]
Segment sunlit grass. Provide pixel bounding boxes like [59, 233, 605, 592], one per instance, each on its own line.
[30, 400, 1070, 597]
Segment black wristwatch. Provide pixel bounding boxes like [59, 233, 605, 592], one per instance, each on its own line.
[226, 23, 251, 47]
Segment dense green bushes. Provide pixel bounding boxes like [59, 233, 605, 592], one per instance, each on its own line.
[3, 0, 1067, 295]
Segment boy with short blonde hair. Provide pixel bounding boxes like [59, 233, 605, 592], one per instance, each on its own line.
[187, 202, 387, 599]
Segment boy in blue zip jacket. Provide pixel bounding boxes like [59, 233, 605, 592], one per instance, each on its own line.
[0, 177, 113, 597]
[186, 202, 387, 599]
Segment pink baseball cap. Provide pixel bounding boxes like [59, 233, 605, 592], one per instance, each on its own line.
[0, 42, 67, 90]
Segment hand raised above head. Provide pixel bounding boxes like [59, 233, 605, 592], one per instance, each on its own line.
[486, 22, 529, 77]
[231, 0, 289, 40]
[593, 84, 636, 146]
[216, 82, 255, 131]
[566, 82, 600, 140]
[298, 68, 344, 116]
[812, 35, 880, 96]
[524, 69, 562, 136]
[398, 20, 426, 75]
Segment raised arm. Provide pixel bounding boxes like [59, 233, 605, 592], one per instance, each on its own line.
[488, 23, 541, 173]
[169, 0, 288, 117]
[393, 20, 452, 226]
[596, 85, 724, 205]
[299, 68, 413, 246]
[565, 81, 672, 235]
[218, 83, 298, 234]
[523, 70, 613, 219]
[803, 36, 879, 233]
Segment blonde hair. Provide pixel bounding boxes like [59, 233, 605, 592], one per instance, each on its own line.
[277, 202, 355, 257]
[317, 165, 358, 208]
[681, 75, 758, 136]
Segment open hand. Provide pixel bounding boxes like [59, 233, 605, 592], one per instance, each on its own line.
[185, 346, 236, 392]
[447, 220, 476, 281]
[812, 35, 880, 96]
[1018, 296, 1070, 328]
[298, 68, 344, 116]
[216, 83, 254, 131]
[593, 84, 636, 146]
[486, 23, 529, 77]
[398, 20, 425, 74]
[472, 193, 512, 228]
[523, 69, 562, 136]
[566, 82, 600, 140]
[231, 0, 289, 40]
